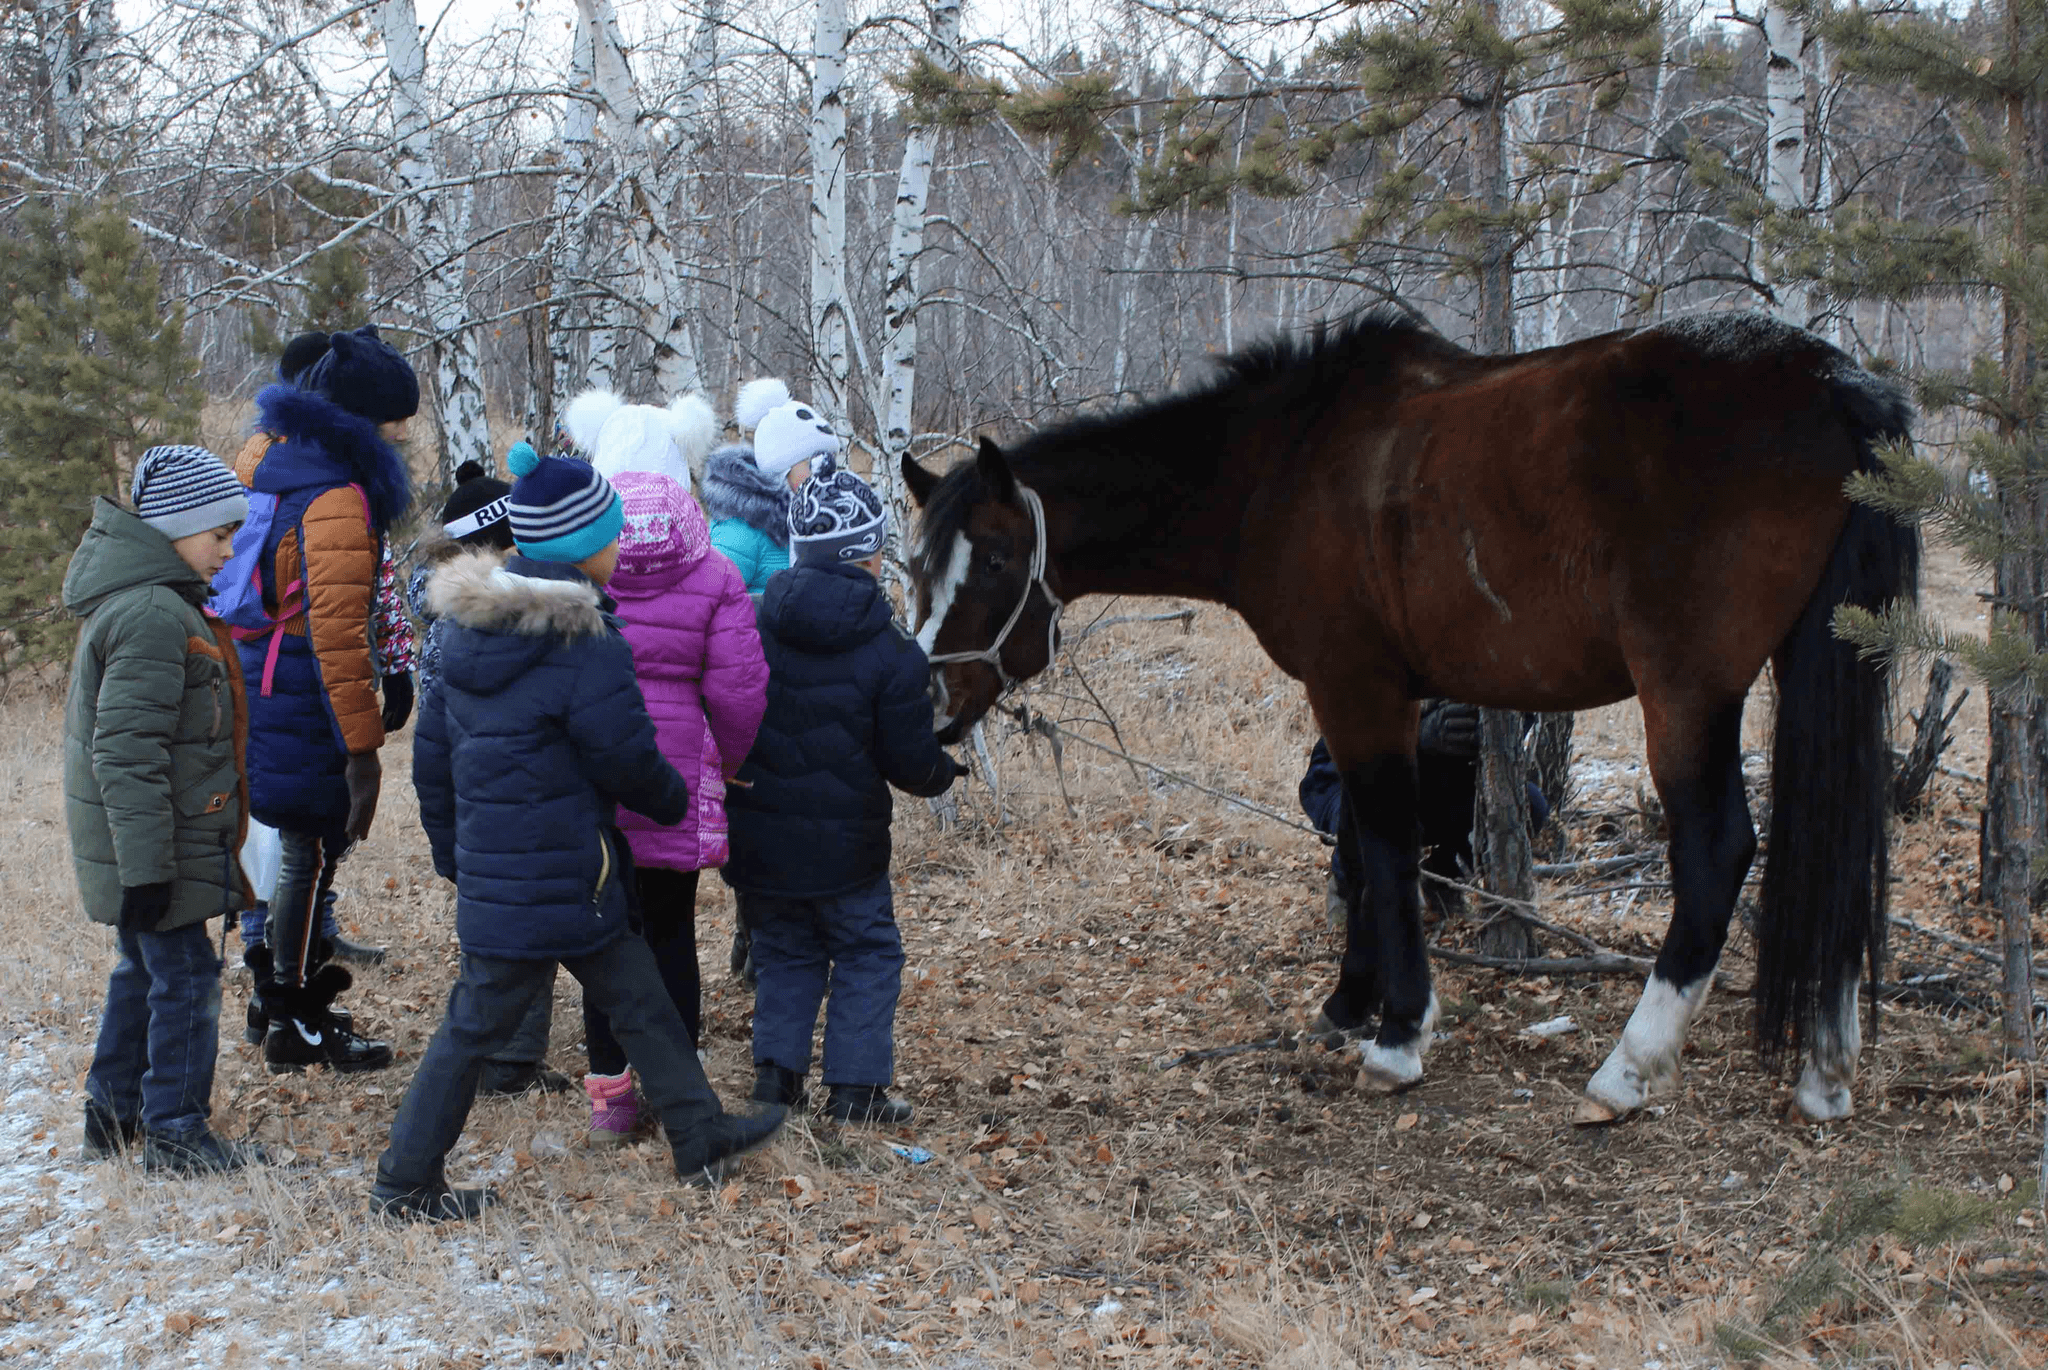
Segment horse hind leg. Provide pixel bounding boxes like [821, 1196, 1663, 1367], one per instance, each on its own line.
[1793, 977, 1861, 1121]
[1338, 754, 1436, 1092]
[1583, 697, 1754, 1121]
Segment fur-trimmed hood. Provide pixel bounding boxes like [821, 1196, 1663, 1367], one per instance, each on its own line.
[251, 383, 413, 531]
[700, 443, 790, 545]
[429, 552, 615, 697]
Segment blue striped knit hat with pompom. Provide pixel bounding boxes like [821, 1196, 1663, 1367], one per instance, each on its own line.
[505, 441, 624, 563]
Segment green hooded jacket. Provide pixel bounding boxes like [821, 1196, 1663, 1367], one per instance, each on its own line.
[63, 498, 252, 931]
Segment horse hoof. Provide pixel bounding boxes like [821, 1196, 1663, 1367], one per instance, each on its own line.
[1793, 1066, 1854, 1122]
[1354, 1041, 1424, 1093]
[1574, 1096, 1625, 1127]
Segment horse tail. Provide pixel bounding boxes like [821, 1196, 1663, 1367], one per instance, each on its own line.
[1754, 369, 1921, 1066]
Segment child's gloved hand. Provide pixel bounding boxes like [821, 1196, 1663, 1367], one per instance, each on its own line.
[949, 758, 972, 781]
[119, 881, 175, 930]
[380, 672, 415, 733]
[344, 750, 383, 841]
[1417, 701, 1480, 759]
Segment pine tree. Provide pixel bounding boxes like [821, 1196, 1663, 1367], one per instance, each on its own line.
[245, 245, 372, 363]
[1818, 0, 2048, 1058]
[0, 201, 202, 669]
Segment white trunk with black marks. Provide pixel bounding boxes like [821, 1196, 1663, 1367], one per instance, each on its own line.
[578, 0, 702, 399]
[36, 0, 111, 158]
[1763, 0, 1811, 327]
[880, 0, 962, 574]
[811, 0, 852, 438]
[380, 0, 491, 482]
[551, 21, 598, 411]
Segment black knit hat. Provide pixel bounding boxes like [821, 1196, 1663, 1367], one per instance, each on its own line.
[439, 460, 514, 550]
[281, 324, 420, 424]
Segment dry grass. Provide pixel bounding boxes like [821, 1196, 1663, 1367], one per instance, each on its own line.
[2, 541, 2045, 1367]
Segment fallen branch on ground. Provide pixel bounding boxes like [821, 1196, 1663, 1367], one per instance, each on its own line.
[1151, 1034, 1298, 1071]
[1889, 914, 2048, 984]
[1532, 855, 1658, 877]
[1428, 943, 1746, 991]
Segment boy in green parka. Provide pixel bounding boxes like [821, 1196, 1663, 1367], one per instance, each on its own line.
[64, 445, 268, 1175]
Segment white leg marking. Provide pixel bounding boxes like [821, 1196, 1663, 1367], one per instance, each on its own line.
[916, 533, 972, 655]
[1584, 972, 1715, 1116]
[1794, 981, 1861, 1122]
[1355, 991, 1439, 1092]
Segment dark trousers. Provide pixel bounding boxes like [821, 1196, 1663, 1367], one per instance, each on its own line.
[377, 933, 722, 1190]
[585, 868, 700, 1074]
[86, 921, 224, 1137]
[747, 875, 902, 1087]
[490, 965, 558, 1071]
[269, 818, 352, 986]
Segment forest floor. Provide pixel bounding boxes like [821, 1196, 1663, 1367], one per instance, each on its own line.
[0, 536, 2042, 1369]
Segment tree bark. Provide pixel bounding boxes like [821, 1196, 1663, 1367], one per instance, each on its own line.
[550, 19, 598, 408]
[1474, 710, 1538, 958]
[379, 0, 491, 482]
[1893, 657, 1962, 813]
[1763, 0, 1812, 327]
[810, 0, 853, 439]
[578, 0, 703, 399]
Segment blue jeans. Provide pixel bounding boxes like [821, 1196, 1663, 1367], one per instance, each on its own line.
[85, 921, 224, 1137]
[377, 935, 723, 1190]
[240, 891, 348, 951]
[746, 875, 902, 1087]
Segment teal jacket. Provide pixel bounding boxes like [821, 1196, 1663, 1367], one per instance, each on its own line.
[708, 518, 790, 593]
[63, 499, 252, 930]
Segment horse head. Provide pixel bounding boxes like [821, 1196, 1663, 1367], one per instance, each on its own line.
[903, 437, 1063, 745]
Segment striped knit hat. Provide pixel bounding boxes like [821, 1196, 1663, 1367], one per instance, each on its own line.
[130, 445, 249, 541]
[505, 441, 624, 564]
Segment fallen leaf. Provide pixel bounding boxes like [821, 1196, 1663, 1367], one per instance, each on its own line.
[1508, 1312, 1542, 1335]
[1407, 1287, 1437, 1305]
[536, 1326, 587, 1360]
[1408, 1211, 1432, 1230]
[1095, 1144, 1114, 1164]
[1395, 1113, 1419, 1131]
[969, 1206, 997, 1232]
[1141, 1324, 1170, 1346]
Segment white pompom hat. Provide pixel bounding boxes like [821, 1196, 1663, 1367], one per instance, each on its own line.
[581, 392, 719, 492]
[738, 377, 843, 479]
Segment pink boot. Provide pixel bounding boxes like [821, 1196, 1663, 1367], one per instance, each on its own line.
[583, 1071, 638, 1147]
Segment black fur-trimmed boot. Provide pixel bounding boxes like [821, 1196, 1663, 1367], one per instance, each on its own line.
[82, 1099, 139, 1162]
[262, 966, 392, 1075]
[243, 945, 349, 1046]
[751, 1063, 806, 1110]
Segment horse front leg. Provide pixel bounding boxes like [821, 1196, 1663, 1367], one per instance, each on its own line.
[1339, 753, 1435, 1091]
[1309, 835, 1381, 1045]
[1583, 697, 1754, 1120]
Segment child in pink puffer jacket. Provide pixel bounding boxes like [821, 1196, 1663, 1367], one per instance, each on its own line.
[579, 463, 768, 1145]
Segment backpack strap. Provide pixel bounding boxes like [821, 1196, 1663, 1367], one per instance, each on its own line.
[230, 483, 371, 699]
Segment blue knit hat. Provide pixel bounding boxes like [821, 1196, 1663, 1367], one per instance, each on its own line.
[506, 441, 624, 563]
[285, 324, 420, 424]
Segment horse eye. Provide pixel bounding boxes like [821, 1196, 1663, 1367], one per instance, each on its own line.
[984, 550, 1008, 575]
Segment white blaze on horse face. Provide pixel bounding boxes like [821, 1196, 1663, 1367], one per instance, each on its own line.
[1584, 971, 1714, 1115]
[1793, 980, 1861, 1122]
[917, 533, 973, 656]
[1355, 991, 1438, 1092]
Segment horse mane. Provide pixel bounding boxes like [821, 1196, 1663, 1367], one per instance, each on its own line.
[912, 309, 1461, 584]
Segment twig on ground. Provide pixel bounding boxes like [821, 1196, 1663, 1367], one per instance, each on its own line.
[1067, 609, 1197, 644]
[1890, 914, 2048, 984]
[1429, 944, 1745, 991]
[1532, 855, 1658, 877]
[1151, 1034, 1299, 1071]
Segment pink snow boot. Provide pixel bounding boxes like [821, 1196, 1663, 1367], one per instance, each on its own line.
[583, 1071, 638, 1147]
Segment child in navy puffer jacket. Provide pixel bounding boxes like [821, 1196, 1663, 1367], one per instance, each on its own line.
[726, 465, 963, 1126]
[373, 446, 782, 1223]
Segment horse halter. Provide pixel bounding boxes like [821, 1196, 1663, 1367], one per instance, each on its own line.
[923, 483, 1065, 690]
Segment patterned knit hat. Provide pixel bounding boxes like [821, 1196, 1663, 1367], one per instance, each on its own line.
[130, 445, 249, 541]
[506, 441, 624, 564]
[789, 466, 889, 567]
[613, 471, 710, 577]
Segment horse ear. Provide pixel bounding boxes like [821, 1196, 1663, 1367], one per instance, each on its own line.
[977, 435, 1018, 501]
[901, 453, 941, 508]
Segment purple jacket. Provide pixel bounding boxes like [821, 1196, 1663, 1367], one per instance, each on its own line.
[608, 472, 768, 872]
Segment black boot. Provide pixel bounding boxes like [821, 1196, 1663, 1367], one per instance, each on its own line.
[82, 1099, 138, 1162]
[672, 1107, 787, 1185]
[243, 945, 349, 1045]
[478, 1061, 575, 1098]
[751, 1063, 806, 1109]
[142, 1129, 267, 1176]
[263, 966, 393, 1075]
[729, 925, 756, 988]
[370, 1180, 499, 1224]
[327, 930, 387, 965]
[826, 1085, 914, 1126]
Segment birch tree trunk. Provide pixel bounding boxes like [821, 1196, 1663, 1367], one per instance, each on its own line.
[34, 0, 112, 161]
[880, 0, 962, 581]
[1763, 0, 1812, 327]
[810, 0, 853, 439]
[1470, 0, 1538, 956]
[577, 0, 703, 398]
[379, 0, 492, 482]
[550, 20, 598, 416]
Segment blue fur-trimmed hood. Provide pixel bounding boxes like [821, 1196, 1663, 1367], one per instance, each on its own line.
[699, 443, 790, 546]
[251, 383, 414, 531]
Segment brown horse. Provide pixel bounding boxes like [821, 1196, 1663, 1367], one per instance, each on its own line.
[902, 311, 1920, 1122]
